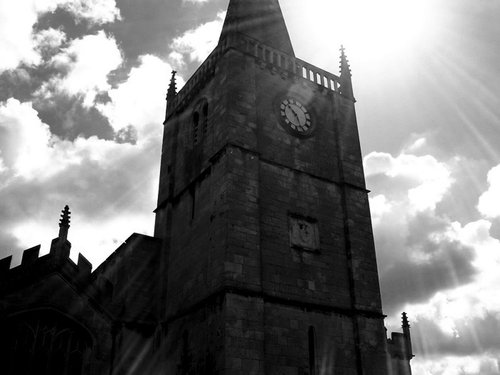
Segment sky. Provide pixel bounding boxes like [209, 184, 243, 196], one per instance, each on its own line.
[0, 0, 499, 373]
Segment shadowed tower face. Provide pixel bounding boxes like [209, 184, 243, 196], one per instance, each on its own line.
[154, 0, 390, 373]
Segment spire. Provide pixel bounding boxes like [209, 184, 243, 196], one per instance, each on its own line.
[58, 205, 71, 241]
[219, 0, 295, 56]
[339, 45, 354, 100]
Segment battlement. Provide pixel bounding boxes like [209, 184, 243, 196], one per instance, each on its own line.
[0, 238, 93, 287]
[0, 206, 92, 289]
[166, 32, 343, 120]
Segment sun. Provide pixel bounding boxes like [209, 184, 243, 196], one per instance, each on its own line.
[284, 0, 435, 66]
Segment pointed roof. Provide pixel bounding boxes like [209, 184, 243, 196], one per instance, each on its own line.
[219, 0, 295, 56]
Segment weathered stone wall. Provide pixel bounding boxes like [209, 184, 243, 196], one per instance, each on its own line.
[154, 43, 389, 373]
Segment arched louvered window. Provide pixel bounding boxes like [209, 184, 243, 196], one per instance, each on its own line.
[192, 111, 200, 145]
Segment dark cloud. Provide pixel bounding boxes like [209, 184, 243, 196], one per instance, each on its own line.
[35, 95, 115, 140]
[0, 61, 65, 103]
[380, 239, 476, 315]
[107, 0, 227, 63]
[379, 213, 477, 315]
[35, 9, 100, 40]
[115, 125, 138, 144]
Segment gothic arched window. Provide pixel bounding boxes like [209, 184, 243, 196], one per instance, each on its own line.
[0, 309, 93, 375]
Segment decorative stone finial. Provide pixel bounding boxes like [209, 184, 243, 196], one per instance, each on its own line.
[401, 312, 414, 358]
[402, 312, 410, 328]
[167, 70, 177, 100]
[166, 70, 178, 117]
[339, 45, 351, 76]
[339, 45, 354, 100]
[58, 205, 71, 241]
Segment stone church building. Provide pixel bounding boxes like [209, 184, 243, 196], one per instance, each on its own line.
[0, 0, 413, 374]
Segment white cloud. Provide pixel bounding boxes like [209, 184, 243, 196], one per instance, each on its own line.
[412, 355, 500, 375]
[405, 137, 427, 153]
[97, 54, 183, 136]
[365, 150, 453, 212]
[0, 0, 41, 71]
[33, 28, 66, 51]
[183, 0, 210, 3]
[0, 99, 53, 179]
[369, 194, 392, 226]
[33, 0, 121, 24]
[55, 0, 121, 25]
[39, 31, 122, 106]
[169, 11, 225, 64]
[0, 98, 160, 266]
[477, 164, 500, 218]
[0, 0, 120, 73]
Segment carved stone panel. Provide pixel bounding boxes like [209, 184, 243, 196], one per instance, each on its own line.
[289, 215, 319, 251]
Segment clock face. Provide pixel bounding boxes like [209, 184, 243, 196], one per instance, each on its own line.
[280, 98, 312, 135]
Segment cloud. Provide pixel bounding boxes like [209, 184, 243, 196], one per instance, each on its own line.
[0, 98, 161, 267]
[97, 54, 183, 137]
[365, 151, 453, 212]
[384, 217, 500, 359]
[366, 146, 500, 366]
[53, 0, 121, 25]
[0, 0, 41, 72]
[412, 354, 500, 375]
[38, 31, 123, 107]
[0, 0, 120, 73]
[33, 28, 66, 52]
[0, 99, 53, 180]
[169, 11, 225, 65]
[478, 164, 500, 218]
[364, 146, 482, 324]
[377, 212, 477, 314]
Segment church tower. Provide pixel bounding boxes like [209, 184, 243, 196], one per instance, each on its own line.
[154, 0, 390, 373]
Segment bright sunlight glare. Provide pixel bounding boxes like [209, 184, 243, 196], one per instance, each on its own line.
[285, 0, 436, 66]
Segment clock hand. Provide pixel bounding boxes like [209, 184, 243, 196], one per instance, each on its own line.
[288, 106, 301, 123]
